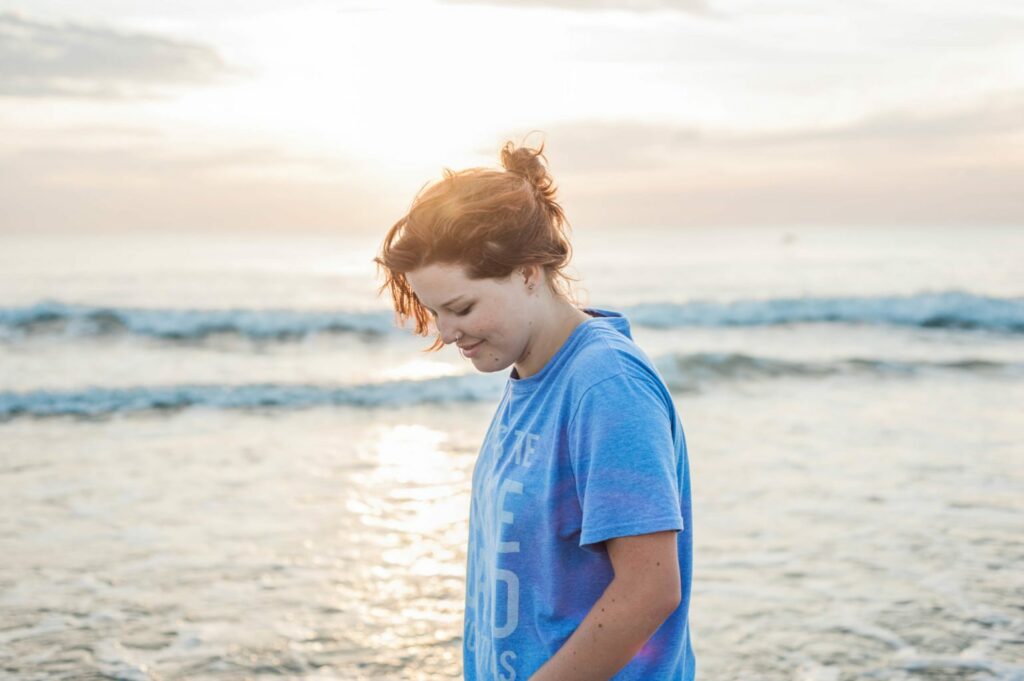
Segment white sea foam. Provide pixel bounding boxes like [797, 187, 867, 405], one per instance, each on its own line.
[1, 291, 1021, 342]
[2, 351, 1021, 419]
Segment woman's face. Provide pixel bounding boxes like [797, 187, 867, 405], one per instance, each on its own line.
[405, 262, 535, 372]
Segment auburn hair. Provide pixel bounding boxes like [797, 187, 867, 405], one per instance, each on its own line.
[373, 135, 584, 351]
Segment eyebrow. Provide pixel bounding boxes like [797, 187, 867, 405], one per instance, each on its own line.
[425, 295, 468, 312]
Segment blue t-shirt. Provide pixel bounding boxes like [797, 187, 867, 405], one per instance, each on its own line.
[463, 307, 695, 680]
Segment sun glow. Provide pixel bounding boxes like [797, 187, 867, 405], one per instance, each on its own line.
[163, 3, 578, 173]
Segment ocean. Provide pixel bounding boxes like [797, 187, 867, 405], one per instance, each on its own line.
[1, 225, 1022, 680]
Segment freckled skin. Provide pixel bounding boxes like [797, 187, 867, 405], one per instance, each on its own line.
[404, 262, 589, 378]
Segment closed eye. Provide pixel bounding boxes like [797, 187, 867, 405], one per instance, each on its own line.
[426, 305, 472, 318]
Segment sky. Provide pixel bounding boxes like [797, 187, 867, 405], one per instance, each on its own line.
[1, 0, 1022, 233]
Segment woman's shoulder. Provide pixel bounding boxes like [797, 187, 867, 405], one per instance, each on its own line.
[569, 321, 665, 394]
[564, 349, 675, 431]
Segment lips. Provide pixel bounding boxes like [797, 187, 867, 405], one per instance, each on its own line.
[459, 340, 483, 357]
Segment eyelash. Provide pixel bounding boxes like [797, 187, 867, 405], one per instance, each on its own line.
[430, 305, 473, 318]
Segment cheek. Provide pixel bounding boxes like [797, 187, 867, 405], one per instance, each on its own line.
[473, 313, 499, 337]
[472, 308, 519, 346]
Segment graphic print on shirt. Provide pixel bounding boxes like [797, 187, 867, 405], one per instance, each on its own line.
[465, 422, 539, 681]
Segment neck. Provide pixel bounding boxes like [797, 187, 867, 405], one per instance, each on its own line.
[514, 297, 591, 379]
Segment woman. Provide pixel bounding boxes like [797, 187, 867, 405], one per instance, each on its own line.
[374, 140, 695, 680]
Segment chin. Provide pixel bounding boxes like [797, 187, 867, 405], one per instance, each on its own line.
[473, 355, 512, 373]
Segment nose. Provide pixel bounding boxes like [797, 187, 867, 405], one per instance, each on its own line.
[435, 316, 461, 346]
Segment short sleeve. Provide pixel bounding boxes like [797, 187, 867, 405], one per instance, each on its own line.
[567, 370, 684, 554]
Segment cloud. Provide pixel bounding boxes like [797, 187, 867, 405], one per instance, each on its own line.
[3, 85, 1021, 232]
[492, 91, 1024, 227]
[0, 11, 232, 98]
[0, 136, 399, 232]
[438, 0, 713, 15]
[497, 90, 1024, 172]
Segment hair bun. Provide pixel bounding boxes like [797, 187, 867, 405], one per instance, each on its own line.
[500, 140, 548, 188]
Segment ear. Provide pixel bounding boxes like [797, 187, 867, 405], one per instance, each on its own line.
[521, 264, 543, 288]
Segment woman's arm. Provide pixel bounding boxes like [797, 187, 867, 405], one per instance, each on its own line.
[528, 530, 682, 681]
